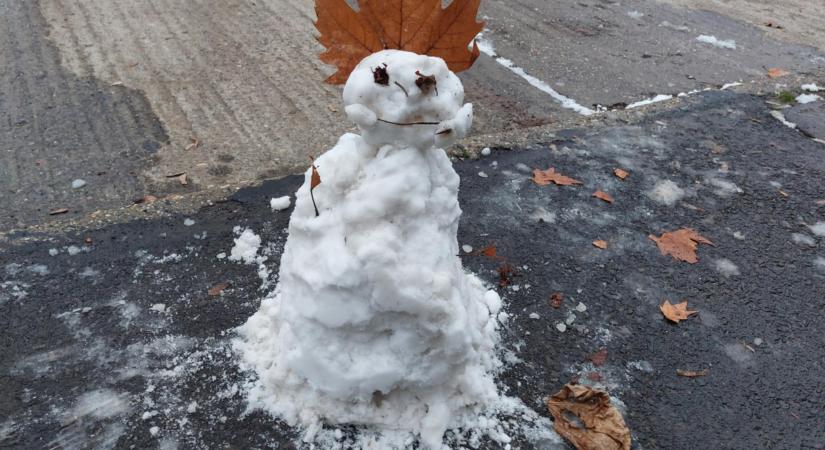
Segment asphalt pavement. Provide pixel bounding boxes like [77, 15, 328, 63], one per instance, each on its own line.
[3, 90, 824, 449]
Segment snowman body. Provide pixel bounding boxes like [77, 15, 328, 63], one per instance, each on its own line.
[237, 50, 502, 449]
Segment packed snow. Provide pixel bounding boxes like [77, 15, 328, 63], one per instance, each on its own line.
[809, 222, 825, 237]
[648, 180, 686, 205]
[796, 93, 821, 104]
[801, 83, 822, 92]
[696, 35, 736, 50]
[228, 228, 262, 264]
[71, 179, 87, 189]
[235, 50, 554, 449]
[627, 94, 673, 109]
[269, 196, 291, 211]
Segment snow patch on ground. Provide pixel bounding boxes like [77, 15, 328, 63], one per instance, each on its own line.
[714, 259, 740, 277]
[476, 34, 594, 116]
[796, 93, 822, 104]
[627, 94, 673, 109]
[648, 180, 686, 205]
[696, 35, 736, 49]
[770, 110, 797, 129]
[708, 178, 743, 197]
[270, 196, 291, 211]
[627, 10, 644, 19]
[809, 222, 825, 237]
[801, 83, 822, 92]
[229, 228, 262, 264]
[815, 257, 825, 271]
[792, 233, 816, 247]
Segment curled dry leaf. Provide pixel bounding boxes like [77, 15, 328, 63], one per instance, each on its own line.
[660, 300, 698, 323]
[613, 168, 629, 180]
[593, 190, 614, 204]
[49, 208, 69, 215]
[677, 368, 708, 378]
[593, 240, 608, 249]
[208, 281, 232, 296]
[766, 67, 789, 78]
[547, 384, 631, 450]
[315, 0, 484, 84]
[532, 168, 582, 186]
[648, 228, 713, 263]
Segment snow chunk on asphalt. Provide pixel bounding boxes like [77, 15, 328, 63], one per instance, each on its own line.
[71, 179, 87, 189]
[229, 228, 261, 264]
[714, 259, 740, 277]
[796, 93, 821, 104]
[270, 196, 291, 211]
[648, 180, 685, 205]
[815, 257, 825, 272]
[770, 110, 797, 129]
[73, 389, 129, 419]
[801, 83, 822, 92]
[627, 10, 644, 19]
[481, 147, 491, 156]
[809, 222, 825, 237]
[628, 94, 673, 109]
[792, 233, 816, 247]
[709, 178, 743, 197]
[696, 35, 736, 49]
[183, 218, 195, 227]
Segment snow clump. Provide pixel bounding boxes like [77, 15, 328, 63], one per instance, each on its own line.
[229, 228, 262, 264]
[270, 196, 291, 211]
[696, 35, 736, 49]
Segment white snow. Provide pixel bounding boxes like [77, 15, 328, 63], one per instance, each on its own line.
[462, 245, 474, 253]
[721, 82, 742, 90]
[150, 303, 166, 313]
[809, 222, 825, 237]
[67, 245, 82, 256]
[149, 426, 160, 436]
[555, 323, 567, 333]
[770, 110, 797, 129]
[235, 50, 524, 449]
[709, 178, 743, 197]
[481, 147, 491, 156]
[801, 83, 822, 92]
[627, 94, 673, 109]
[270, 196, 291, 211]
[49, 248, 59, 256]
[753, 338, 763, 346]
[816, 257, 825, 272]
[627, 11, 644, 19]
[648, 180, 686, 205]
[183, 218, 195, 227]
[476, 35, 595, 116]
[529, 313, 541, 320]
[792, 233, 816, 247]
[73, 389, 129, 419]
[575, 302, 587, 312]
[71, 179, 87, 189]
[714, 259, 740, 277]
[478, 171, 488, 178]
[796, 93, 821, 104]
[696, 35, 736, 50]
[229, 228, 262, 264]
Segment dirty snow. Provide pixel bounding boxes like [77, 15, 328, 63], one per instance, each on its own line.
[801, 83, 822, 92]
[481, 147, 491, 156]
[183, 218, 196, 227]
[627, 11, 644, 19]
[770, 110, 797, 129]
[792, 233, 816, 246]
[714, 259, 740, 277]
[796, 93, 821, 104]
[815, 257, 825, 271]
[270, 196, 291, 211]
[708, 178, 743, 197]
[71, 179, 87, 189]
[648, 180, 686, 205]
[696, 35, 736, 49]
[627, 94, 673, 109]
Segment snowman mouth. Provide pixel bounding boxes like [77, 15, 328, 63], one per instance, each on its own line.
[376, 118, 452, 135]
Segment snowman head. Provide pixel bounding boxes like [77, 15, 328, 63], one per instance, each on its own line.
[343, 50, 473, 149]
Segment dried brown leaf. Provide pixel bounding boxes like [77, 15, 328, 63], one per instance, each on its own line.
[593, 190, 614, 204]
[185, 138, 200, 151]
[178, 174, 188, 186]
[613, 168, 629, 180]
[315, 0, 483, 84]
[49, 208, 69, 215]
[532, 168, 582, 186]
[593, 240, 608, 249]
[676, 368, 708, 378]
[767, 67, 789, 78]
[590, 348, 608, 366]
[549, 292, 564, 309]
[648, 228, 713, 263]
[497, 263, 516, 287]
[660, 300, 698, 323]
[547, 384, 631, 450]
[208, 281, 231, 296]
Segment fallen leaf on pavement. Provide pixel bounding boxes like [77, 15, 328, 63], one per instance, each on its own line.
[49, 208, 69, 215]
[676, 369, 708, 378]
[649, 228, 713, 263]
[767, 67, 789, 78]
[613, 168, 629, 180]
[532, 168, 582, 186]
[660, 300, 698, 323]
[590, 348, 608, 366]
[547, 384, 631, 450]
[475, 245, 498, 259]
[593, 190, 614, 204]
[497, 263, 516, 287]
[315, 0, 483, 84]
[208, 281, 232, 296]
[550, 292, 564, 309]
[178, 173, 188, 186]
[184, 138, 200, 151]
[593, 240, 608, 249]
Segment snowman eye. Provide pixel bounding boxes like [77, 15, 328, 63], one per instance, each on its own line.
[372, 64, 389, 86]
[415, 70, 438, 96]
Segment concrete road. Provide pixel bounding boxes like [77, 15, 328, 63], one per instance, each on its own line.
[2, 0, 825, 230]
[2, 91, 824, 449]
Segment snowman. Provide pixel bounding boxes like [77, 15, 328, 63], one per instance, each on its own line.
[236, 50, 504, 449]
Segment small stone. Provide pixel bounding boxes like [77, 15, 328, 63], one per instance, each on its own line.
[556, 323, 567, 332]
[71, 179, 87, 189]
[481, 147, 491, 156]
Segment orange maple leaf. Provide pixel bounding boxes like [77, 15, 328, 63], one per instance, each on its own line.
[532, 168, 582, 186]
[648, 228, 713, 263]
[592, 240, 608, 249]
[660, 300, 698, 323]
[766, 67, 789, 79]
[315, 0, 484, 84]
[613, 168, 629, 180]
